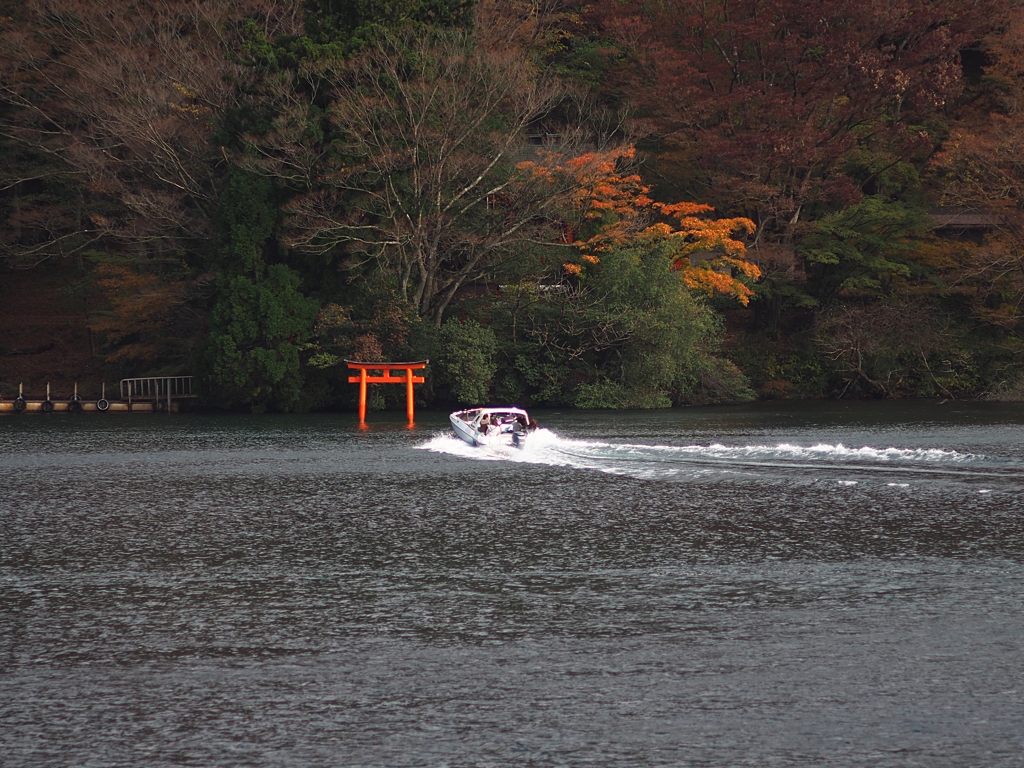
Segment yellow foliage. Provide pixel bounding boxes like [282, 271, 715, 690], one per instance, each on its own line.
[172, 82, 198, 99]
[168, 81, 208, 117]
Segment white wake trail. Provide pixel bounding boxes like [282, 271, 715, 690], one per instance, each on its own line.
[417, 430, 1001, 485]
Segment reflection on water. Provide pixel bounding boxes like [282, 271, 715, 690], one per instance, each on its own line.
[2, 401, 1024, 766]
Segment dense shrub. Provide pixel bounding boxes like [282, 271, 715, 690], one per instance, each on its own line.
[435, 317, 498, 405]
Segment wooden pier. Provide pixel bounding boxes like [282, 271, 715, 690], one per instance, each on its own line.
[0, 377, 195, 414]
[0, 399, 175, 413]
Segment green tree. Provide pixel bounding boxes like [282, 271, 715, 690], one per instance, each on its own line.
[435, 317, 497, 404]
[492, 237, 753, 407]
[302, 0, 475, 48]
[213, 171, 277, 277]
[205, 265, 319, 412]
[799, 197, 930, 304]
[202, 169, 319, 411]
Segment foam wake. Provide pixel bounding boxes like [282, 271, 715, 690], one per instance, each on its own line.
[418, 430, 995, 484]
[559, 441, 979, 463]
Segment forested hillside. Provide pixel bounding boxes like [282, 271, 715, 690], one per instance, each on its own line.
[2, 0, 1023, 411]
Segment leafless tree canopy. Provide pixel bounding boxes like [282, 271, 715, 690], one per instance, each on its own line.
[0, 0, 303, 263]
[249, 6, 625, 324]
[816, 301, 958, 397]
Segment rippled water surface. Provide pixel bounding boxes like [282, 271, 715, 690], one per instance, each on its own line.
[3, 401, 1024, 766]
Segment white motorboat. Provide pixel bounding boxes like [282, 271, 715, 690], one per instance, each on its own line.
[449, 406, 534, 448]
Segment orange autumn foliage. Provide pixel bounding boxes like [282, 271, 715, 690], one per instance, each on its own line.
[521, 144, 760, 303]
[645, 202, 760, 305]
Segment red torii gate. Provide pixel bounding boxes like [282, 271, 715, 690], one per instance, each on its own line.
[347, 360, 428, 425]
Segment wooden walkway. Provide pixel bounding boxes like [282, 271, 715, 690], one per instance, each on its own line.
[0, 376, 195, 414]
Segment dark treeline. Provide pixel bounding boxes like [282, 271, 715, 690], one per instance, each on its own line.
[2, 0, 1023, 411]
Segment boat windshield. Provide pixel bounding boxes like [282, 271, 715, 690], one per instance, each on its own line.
[473, 409, 528, 429]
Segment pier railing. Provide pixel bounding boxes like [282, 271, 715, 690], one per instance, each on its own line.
[120, 376, 196, 400]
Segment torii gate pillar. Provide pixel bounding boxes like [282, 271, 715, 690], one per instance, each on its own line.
[347, 361, 428, 426]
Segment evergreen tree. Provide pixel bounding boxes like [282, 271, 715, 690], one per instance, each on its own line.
[302, 0, 475, 49]
[201, 170, 319, 411]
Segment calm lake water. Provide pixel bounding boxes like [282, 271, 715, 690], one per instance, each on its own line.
[2, 401, 1024, 766]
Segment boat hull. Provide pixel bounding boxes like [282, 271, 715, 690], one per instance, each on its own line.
[449, 413, 481, 446]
